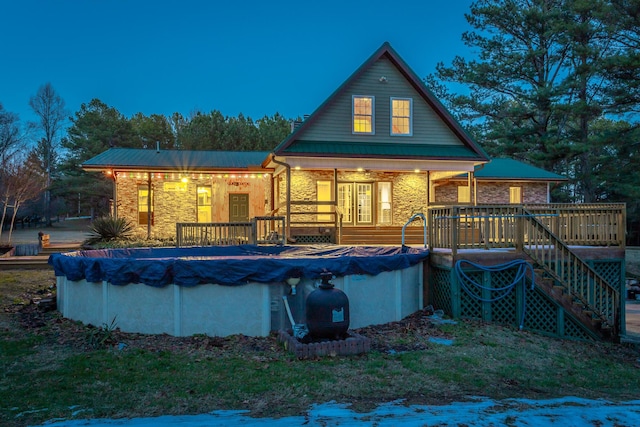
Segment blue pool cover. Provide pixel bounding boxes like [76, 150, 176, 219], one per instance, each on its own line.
[49, 245, 430, 287]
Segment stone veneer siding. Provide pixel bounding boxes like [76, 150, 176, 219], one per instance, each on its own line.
[116, 173, 270, 239]
[435, 181, 548, 204]
[279, 169, 427, 226]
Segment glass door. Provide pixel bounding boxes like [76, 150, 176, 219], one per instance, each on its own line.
[338, 183, 353, 224]
[339, 183, 373, 225]
[356, 183, 372, 224]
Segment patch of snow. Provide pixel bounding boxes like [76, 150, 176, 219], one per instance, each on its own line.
[35, 397, 640, 426]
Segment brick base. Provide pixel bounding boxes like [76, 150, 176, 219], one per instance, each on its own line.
[277, 329, 371, 359]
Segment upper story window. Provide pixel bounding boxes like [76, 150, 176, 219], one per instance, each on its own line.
[353, 95, 375, 134]
[391, 97, 412, 135]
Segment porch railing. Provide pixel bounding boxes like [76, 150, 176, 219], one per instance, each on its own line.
[428, 203, 626, 254]
[176, 216, 285, 247]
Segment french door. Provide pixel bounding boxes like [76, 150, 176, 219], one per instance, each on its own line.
[338, 183, 372, 225]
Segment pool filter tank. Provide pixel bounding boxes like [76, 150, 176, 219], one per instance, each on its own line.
[305, 271, 350, 340]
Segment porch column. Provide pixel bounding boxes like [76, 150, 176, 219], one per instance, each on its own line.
[470, 171, 476, 206]
[112, 172, 118, 218]
[271, 157, 291, 241]
[147, 172, 152, 239]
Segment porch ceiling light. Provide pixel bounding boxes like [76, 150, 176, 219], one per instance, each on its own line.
[357, 167, 363, 172]
[294, 166, 301, 170]
[414, 168, 421, 173]
[181, 177, 189, 183]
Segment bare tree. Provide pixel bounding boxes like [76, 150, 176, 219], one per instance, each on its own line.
[29, 83, 67, 226]
[0, 151, 47, 244]
[0, 103, 25, 166]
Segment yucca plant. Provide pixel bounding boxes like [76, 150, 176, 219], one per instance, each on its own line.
[84, 216, 134, 245]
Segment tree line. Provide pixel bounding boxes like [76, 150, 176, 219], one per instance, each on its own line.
[1, 0, 639, 243]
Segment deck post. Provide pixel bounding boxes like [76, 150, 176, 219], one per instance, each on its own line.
[515, 206, 524, 253]
[620, 204, 626, 248]
[450, 267, 461, 318]
[482, 269, 492, 322]
[451, 206, 459, 258]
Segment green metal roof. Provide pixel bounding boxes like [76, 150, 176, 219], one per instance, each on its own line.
[282, 140, 482, 159]
[472, 158, 567, 181]
[82, 148, 271, 171]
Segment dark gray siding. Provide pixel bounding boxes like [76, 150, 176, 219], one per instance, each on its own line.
[300, 57, 463, 146]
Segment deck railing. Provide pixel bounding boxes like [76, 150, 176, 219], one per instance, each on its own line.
[428, 203, 626, 254]
[176, 216, 285, 247]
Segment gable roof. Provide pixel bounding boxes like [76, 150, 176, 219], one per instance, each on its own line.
[465, 158, 567, 181]
[82, 148, 271, 172]
[273, 42, 489, 162]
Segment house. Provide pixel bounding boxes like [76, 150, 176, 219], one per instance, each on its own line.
[84, 43, 566, 243]
[82, 42, 627, 343]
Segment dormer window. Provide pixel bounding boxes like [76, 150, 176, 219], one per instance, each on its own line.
[353, 95, 374, 134]
[391, 97, 412, 136]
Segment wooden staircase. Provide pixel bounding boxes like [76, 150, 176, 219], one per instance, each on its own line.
[521, 209, 620, 341]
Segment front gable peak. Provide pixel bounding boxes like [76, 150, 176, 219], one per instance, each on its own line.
[274, 42, 488, 162]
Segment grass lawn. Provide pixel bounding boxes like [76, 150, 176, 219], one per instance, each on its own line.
[1, 269, 640, 427]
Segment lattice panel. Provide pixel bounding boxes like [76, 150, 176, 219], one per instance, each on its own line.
[523, 288, 557, 334]
[490, 268, 518, 325]
[563, 315, 595, 341]
[591, 260, 622, 330]
[460, 270, 483, 319]
[591, 261, 622, 289]
[434, 257, 621, 342]
[294, 235, 333, 244]
[430, 267, 452, 315]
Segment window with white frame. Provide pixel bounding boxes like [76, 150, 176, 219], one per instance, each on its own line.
[377, 182, 392, 224]
[391, 97, 412, 135]
[138, 186, 154, 225]
[353, 96, 374, 134]
[197, 186, 212, 222]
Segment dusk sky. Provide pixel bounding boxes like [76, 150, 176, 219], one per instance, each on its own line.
[2, 0, 475, 125]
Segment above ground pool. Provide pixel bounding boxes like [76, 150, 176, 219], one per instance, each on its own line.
[50, 245, 430, 337]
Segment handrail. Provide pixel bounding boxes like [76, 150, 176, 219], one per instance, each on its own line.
[334, 205, 343, 245]
[402, 212, 427, 247]
[519, 208, 619, 335]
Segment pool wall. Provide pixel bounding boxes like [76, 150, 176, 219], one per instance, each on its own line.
[56, 263, 424, 337]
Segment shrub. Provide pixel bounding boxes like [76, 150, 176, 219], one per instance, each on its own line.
[84, 216, 134, 245]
